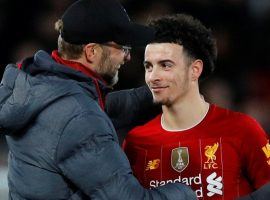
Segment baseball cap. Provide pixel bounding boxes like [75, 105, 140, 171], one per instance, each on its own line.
[60, 0, 154, 46]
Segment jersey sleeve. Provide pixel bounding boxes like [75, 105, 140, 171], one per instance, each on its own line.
[240, 115, 270, 189]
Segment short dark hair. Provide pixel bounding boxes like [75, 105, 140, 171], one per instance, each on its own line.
[149, 14, 217, 79]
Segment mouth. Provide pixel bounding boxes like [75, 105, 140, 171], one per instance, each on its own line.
[150, 86, 169, 92]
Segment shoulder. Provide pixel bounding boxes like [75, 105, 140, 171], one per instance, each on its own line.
[211, 104, 253, 123]
[50, 84, 115, 155]
[211, 104, 267, 138]
[55, 110, 117, 162]
[128, 114, 162, 137]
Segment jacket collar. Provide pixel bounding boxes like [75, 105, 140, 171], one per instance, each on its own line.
[51, 50, 107, 85]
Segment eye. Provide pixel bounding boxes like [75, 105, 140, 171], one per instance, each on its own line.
[161, 62, 173, 69]
[144, 63, 153, 72]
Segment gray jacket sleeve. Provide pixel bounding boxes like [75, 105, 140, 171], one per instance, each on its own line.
[237, 182, 270, 200]
[55, 112, 196, 200]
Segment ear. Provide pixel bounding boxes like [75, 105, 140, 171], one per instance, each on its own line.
[191, 59, 203, 81]
[84, 43, 99, 63]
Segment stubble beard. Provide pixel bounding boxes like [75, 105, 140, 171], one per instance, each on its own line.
[150, 88, 173, 106]
[98, 49, 119, 87]
[151, 74, 190, 107]
[152, 95, 173, 107]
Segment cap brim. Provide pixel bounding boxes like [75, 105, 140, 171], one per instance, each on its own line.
[115, 23, 155, 47]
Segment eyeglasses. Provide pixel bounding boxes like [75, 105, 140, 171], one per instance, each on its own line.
[102, 43, 131, 57]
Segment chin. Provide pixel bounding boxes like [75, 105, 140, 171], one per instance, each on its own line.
[153, 97, 163, 104]
[108, 74, 119, 87]
[153, 97, 171, 106]
[152, 93, 163, 102]
[101, 71, 119, 87]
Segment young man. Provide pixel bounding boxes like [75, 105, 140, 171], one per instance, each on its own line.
[0, 1, 196, 199]
[124, 14, 270, 200]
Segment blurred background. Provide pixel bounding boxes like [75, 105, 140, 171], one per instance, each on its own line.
[1, 0, 270, 198]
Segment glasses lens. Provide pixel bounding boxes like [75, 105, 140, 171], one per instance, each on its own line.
[122, 46, 131, 55]
[102, 43, 131, 56]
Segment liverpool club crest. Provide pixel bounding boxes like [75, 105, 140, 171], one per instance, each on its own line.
[171, 147, 189, 172]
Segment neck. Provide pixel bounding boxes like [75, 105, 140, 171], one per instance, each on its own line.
[70, 57, 96, 72]
[51, 50, 106, 84]
[58, 51, 97, 73]
[161, 89, 209, 131]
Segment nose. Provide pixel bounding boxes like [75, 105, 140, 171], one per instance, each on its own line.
[124, 52, 131, 62]
[146, 66, 160, 83]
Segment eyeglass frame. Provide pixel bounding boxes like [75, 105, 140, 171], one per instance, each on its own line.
[101, 43, 132, 56]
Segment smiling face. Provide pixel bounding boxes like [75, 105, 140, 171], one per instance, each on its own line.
[144, 43, 194, 106]
[96, 42, 131, 86]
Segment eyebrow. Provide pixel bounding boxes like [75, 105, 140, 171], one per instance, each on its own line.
[144, 59, 175, 65]
[143, 61, 151, 65]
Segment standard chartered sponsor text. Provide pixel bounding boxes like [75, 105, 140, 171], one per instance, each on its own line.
[150, 174, 203, 198]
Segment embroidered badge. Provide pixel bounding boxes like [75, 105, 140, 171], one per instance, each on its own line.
[145, 159, 160, 171]
[204, 143, 219, 169]
[262, 140, 270, 165]
[171, 147, 189, 172]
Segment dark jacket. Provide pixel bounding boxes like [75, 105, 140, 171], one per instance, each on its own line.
[105, 87, 161, 145]
[0, 50, 196, 200]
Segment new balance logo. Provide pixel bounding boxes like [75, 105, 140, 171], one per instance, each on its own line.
[262, 141, 270, 158]
[145, 159, 160, 171]
[262, 141, 270, 165]
[206, 172, 223, 197]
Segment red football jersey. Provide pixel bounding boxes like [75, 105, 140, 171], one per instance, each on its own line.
[123, 104, 270, 200]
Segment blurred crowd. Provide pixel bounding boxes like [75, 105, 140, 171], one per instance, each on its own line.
[1, 0, 270, 198]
